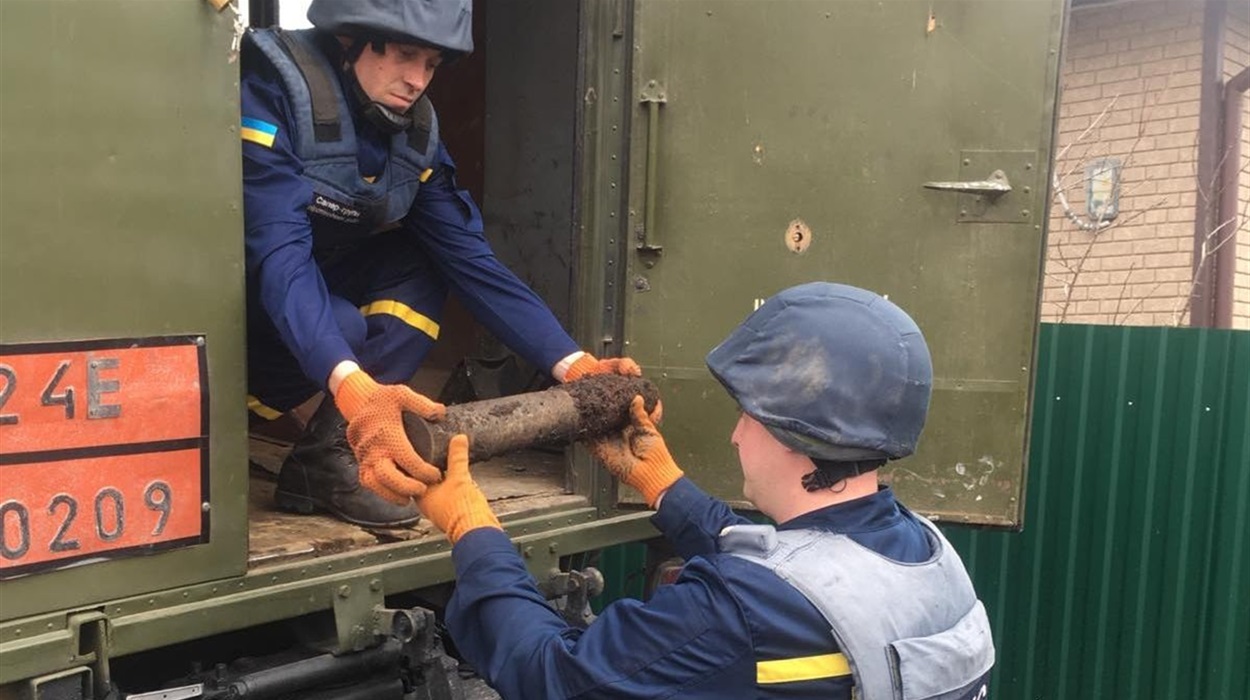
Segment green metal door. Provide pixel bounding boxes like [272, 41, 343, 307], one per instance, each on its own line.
[620, 0, 1065, 526]
[0, 0, 247, 618]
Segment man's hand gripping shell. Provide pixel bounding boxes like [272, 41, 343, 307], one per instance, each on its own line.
[334, 370, 447, 504]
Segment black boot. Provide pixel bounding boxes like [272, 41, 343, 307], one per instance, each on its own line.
[275, 399, 420, 527]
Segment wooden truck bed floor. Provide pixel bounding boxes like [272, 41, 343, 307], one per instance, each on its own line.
[246, 435, 581, 567]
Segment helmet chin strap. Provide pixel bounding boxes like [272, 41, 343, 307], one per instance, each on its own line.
[358, 97, 413, 134]
[340, 38, 413, 135]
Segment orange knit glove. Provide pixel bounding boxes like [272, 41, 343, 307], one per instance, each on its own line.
[563, 354, 642, 383]
[588, 396, 684, 507]
[360, 474, 412, 506]
[334, 371, 446, 502]
[416, 434, 502, 543]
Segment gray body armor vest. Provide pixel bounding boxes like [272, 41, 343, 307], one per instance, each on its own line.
[244, 29, 440, 250]
[722, 518, 994, 700]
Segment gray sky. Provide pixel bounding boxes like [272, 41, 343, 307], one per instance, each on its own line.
[237, 0, 313, 29]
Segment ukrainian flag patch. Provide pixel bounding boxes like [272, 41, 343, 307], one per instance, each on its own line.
[241, 117, 278, 148]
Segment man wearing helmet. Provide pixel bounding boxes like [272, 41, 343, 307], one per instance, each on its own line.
[414, 282, 995, 699]
[240, 0, 638, 527]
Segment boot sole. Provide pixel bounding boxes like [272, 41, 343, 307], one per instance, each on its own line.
[273, 489, 420, 528]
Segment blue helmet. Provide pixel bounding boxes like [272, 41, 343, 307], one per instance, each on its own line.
[307, 0, 474, 55]
[705, 282, 933, 462]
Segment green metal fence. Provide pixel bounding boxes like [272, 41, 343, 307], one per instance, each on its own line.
[595, 323, 1250, 699]
[949, 323, 1249, 699]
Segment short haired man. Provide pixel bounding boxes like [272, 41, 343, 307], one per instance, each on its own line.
[417, 282, 995, 699]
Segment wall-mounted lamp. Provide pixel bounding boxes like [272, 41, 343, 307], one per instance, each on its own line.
[1085, 158, 1121, 222]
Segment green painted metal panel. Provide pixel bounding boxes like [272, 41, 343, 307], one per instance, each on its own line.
[946, 324, 1249, 700]
[0, 0, 248, 618]
[619, 0, 1066, 526]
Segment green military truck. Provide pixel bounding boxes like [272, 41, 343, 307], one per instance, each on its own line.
[0, 0, 1065, 697]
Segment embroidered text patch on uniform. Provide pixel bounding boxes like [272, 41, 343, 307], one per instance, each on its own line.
[241, 117, 279, 148]
[308, 194, 362, 224]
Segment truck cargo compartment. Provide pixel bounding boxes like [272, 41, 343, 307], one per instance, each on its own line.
[246, 435, 580, 568]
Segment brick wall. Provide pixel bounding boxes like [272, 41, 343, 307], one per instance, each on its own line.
[1045, 0, 1205, 325]
[1229, 13, 1250, 329]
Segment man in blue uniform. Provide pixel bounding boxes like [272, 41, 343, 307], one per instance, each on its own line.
[240, 0, 637, 527]
[417, 282, 996, 699]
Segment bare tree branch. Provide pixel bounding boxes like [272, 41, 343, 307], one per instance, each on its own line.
[1117, 279, 1166, 324]
[1111, 262, 1137, 325]
[1171, 213, 1250, 326]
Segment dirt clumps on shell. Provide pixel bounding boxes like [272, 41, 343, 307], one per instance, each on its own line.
[441, 398, 531, 436]
[563, 375, 660, 439]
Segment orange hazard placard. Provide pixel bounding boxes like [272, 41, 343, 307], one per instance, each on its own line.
[1, 449, 205, 577]
[0, 339, 204, 455]
[0, 337, 209, 577]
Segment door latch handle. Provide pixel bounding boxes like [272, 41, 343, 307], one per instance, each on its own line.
[923, 169, 1012, 197]
[637, 80, 667, 253]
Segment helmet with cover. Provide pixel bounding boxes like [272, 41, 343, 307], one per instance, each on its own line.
[705, 282, 933, 489]
[308, 0, 473, 55]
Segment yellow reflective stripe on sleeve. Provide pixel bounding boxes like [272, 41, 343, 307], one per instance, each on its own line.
[419, 168, 434, 182]
[247, 395, 284, 421]
[360, 300, 440, 340]
[756, 653, 852, 685]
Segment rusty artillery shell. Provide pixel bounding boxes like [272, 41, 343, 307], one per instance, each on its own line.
[402, 375, 661, 467]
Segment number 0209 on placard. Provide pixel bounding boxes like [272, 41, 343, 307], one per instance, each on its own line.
[0, 337, 209, 578]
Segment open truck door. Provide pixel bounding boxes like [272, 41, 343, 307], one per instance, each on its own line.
[602, 0, 1067, 527]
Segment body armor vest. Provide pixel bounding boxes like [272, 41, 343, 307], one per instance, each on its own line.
[722, 517, 994, 699]
[244, 29, 440, 251]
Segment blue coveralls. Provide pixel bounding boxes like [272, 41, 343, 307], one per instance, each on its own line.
[240, 40, 579, 414]
[446, 478, 934, 699]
